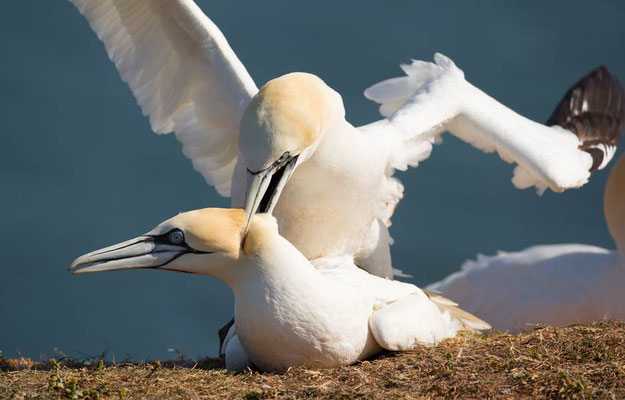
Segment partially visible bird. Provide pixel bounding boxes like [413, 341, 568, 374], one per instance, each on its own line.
[66, 0, 624, 279]
[69, 208, 490, 372]
[429, 153, 625, 333]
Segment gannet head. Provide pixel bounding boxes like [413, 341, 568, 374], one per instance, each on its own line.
[605, 154, 625, 257]
[239, 72, 345, 231]
[69, 208, 257, 282]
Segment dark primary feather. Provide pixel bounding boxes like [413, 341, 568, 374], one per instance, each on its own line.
[547, 66, 625, 173]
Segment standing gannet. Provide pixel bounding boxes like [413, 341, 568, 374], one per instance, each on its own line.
[66, 0, 624, 277]
[429, 153, 625, 333]
[69, 208, 489, 372]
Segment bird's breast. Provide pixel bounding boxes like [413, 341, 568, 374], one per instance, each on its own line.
[232, 279, 373, 371]
[272, 131, 396, 261]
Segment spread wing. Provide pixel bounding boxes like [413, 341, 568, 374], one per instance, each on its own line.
[69, 0, 259, 196]
[361, 53, 625, 195]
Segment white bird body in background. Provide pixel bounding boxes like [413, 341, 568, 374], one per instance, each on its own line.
[67, 0, 623, 279]
[429, 154, 625, 333]
[69, 209, 489, 372]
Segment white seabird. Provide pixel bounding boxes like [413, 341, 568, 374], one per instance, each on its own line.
[429, 153, 625, 333]
[67, 0, 623, 278]
[69, 208, 490, 372]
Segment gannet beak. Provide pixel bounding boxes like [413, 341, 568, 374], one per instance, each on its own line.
[243, 153, 299, 232]
[69, 236, 188, 274]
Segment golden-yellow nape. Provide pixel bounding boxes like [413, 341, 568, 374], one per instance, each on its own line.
[239, 72, 342, 171]
[605, 154, 625, 254]
[162, 208, 246, 255]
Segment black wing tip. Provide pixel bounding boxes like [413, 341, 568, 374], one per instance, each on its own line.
[547, 65, 625, 173]
[547, 64, 625, 127]
[586, 65, 611, 77]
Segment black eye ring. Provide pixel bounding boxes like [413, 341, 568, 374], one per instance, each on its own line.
[168, 229, 184, 245]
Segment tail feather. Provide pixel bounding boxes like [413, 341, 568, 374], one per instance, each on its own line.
[217, 318, 235, 357]
[547, 66, 625, 173]
[423, 289, 491, 332]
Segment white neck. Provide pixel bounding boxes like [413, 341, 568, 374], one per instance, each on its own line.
[230, 233, 318, 298]
[226, 228, 374, 371]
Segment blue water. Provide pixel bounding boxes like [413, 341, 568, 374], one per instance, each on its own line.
[1, 0, 624, 361]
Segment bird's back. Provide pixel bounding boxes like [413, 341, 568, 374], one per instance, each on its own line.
[429, 244, 623, 332]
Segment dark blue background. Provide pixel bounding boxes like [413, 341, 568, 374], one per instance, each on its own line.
[1, 1, 623, 361]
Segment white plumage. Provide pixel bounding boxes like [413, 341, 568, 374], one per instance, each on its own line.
[362, 55, 594, 194]
[429, 154, 625, 333]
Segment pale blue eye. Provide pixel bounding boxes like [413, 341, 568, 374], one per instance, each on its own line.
[168, 230, 184, 245]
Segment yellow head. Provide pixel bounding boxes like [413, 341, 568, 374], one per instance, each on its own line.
[69, 208, 280, 283]
[605, 154, 625, 256]
[155, 208, 245, 256]
[238, 72, 345, 230]
[239, 72, 344, 172]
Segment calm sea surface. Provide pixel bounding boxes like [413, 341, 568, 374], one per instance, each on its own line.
[1, 0, 624, 360]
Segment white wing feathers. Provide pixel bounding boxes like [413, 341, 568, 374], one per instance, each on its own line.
[69, 0, 259, 196]
[364, 53, 594, 194]
[368, 290, 489, 351]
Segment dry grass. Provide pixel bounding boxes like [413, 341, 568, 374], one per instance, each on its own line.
[2, 320, 625, 399]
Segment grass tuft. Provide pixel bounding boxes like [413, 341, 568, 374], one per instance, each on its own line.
[1, 320, 625, 399]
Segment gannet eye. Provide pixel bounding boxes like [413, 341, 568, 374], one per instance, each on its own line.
[277, 151, 290, 163]
[168, 230, 184, 245]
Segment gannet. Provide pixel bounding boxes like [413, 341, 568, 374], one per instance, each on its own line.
[429, 153, 625, 333]
[69, 208, 489, 372]
[67, 0, 623, 278]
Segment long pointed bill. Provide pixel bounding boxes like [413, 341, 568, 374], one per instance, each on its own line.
[69, 236, 187, 274]
[243, 170, 272, 234]
[243, 154, 299, 233]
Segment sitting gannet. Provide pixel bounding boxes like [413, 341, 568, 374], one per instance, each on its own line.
[67, 0, 623, 278]
[429, 153, 625, 333]
[69, 208, 489, 372]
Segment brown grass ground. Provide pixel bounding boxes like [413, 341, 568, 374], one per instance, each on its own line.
[2, 320, 624, 399]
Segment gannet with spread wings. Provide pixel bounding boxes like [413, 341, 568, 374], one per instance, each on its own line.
[67, 0, 624, 277]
